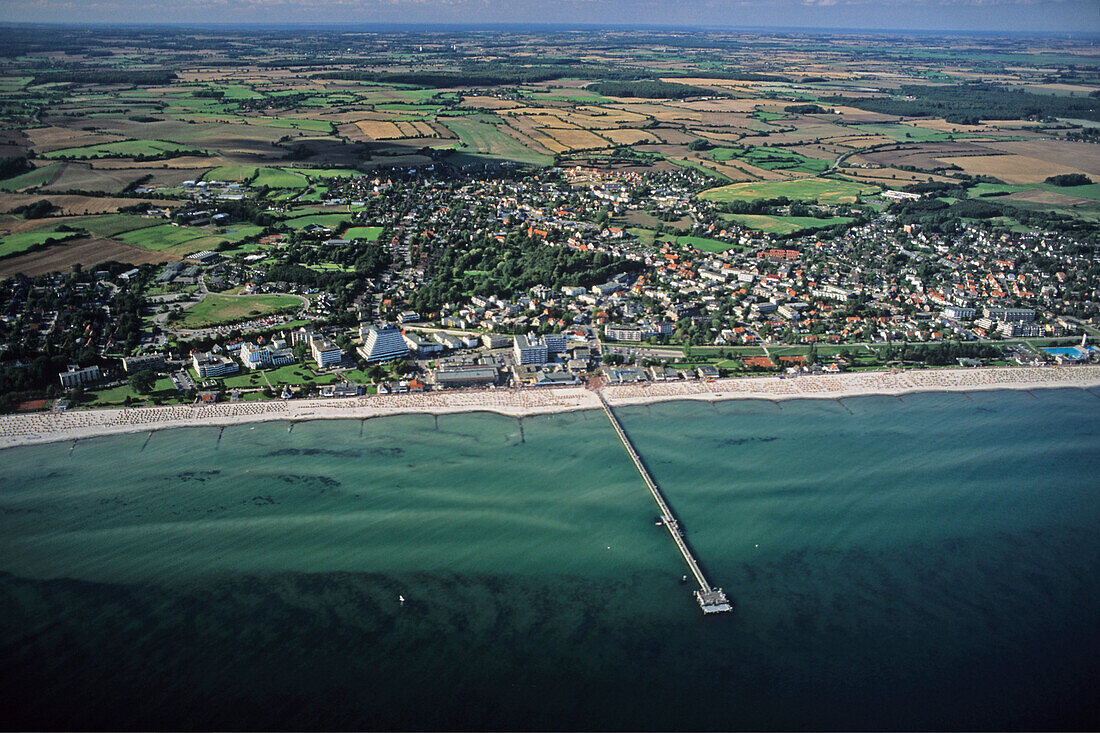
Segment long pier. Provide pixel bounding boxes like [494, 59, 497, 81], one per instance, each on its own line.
[598, 393, 731, 614]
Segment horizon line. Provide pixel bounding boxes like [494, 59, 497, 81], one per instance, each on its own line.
[0, 21, 1097, 37]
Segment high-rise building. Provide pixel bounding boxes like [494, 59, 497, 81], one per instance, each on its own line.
[358, 324, 409, 362]
[513, 334, 548, 364]
[310, 336, 343, 368]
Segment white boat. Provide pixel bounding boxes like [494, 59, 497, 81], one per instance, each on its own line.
[398, 594, 405, 603]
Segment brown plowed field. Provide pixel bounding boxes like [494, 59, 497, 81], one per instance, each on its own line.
[0, 236, 179, 278]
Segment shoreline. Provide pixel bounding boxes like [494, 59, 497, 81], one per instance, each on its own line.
[1, 365, 1098, 450]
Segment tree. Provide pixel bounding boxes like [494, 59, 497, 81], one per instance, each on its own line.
[129, 369, 157, 394]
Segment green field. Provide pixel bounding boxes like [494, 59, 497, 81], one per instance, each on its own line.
[256, 118, 333, 132]
[41, 140, 204, 160]
[252, 167, 309, 189]
[283, 213, 353, 230]
[216, 84, 265, 100]
[343, 226, 384, 241]
[69, 213, 165, 238]
[0, 162, 61, 191]
[855, 124, 954, 142]
[204, 166, 257, 182]
[700, 177, 879, 204]
[722, 213, 854, 235]
[292, 168, 366, 180]
[969, 181, 1100, 202]
[442, 117, 553, 167]
[179, 294, 301, 328]
[0, 227, 80, 258]
[713, 145, 832, 174]
[116, 223, 209, 251]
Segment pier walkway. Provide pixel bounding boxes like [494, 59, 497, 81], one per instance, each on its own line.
[598, 393, 731, 614]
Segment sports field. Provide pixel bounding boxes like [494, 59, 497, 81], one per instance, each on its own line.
[343, 226, 384, 241]
[179, 294, 301, 328]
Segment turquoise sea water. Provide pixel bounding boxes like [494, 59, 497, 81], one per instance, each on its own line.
[1, 389, 1098, 730]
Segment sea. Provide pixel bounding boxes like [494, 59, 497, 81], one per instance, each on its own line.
[1, 388, 1098, 731]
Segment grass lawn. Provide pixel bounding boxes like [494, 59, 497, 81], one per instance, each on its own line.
[675, 235, 745, 253]
[41, 140, 204, 160]
[700, 177, 879, 204]
[178, 293, 301, 328]
[222, 370, 268, 389]
[722, 213, 853, 235]
[343, 226, 384, 241]
[87, 378, 180, 408]
[263, 363, 340, 386]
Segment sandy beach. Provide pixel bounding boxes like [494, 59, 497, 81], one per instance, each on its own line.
[1, 365, 1098, 450]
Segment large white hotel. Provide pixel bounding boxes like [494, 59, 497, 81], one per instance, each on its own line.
[358, 324, 410, 362]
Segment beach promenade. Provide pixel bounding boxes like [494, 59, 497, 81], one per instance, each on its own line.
[1, 365, 1098, 449]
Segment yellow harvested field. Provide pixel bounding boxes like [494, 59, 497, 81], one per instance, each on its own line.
[459, 95, 522, 109]
[825, 135, 890, 149]
[705, 161, 760, 182]
[696, 130, 744, 144]
[662, 77, 763, 90]
[543, 128, 610, 151]
[500, 122, 568, 153]
[427, 121, 456, 139]
[409, 121, 436, 137]
[1023, 83, 1097, 95]
[601, 129, 661, 146]
[669, 98, 760, 113]
[907, 119, 989, 133]
[524, 114, 582, 129]
[354, 120, 407, 140]
[976, 140, 1100, 177]
[575, 106, 649, 124]
[935, 154, 1089, 184]
[497, 125, 558, 156]
[827, 105, 899, 121]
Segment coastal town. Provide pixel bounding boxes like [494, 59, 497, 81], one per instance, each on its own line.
[2, 164, 1097, 416]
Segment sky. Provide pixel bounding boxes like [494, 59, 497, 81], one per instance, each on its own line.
[1, 0, 1098, 33]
